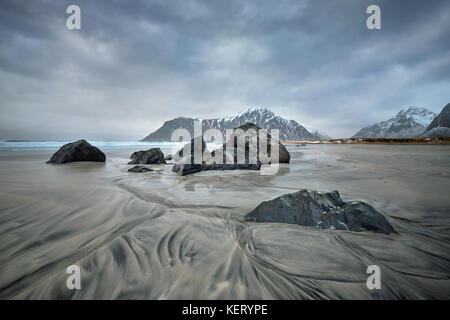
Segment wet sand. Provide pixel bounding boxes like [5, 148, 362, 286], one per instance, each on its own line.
[0, 144, 449, 299]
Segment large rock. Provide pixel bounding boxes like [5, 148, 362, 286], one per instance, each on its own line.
[245, 189, 396, 234]
[172, 136, 206, 176]
[46, 139, 106, 164]
[231, 122, 290, 164]
[171, 122, 290, 175]
[174, 136, 206, 160]
[172, 134, 262, 176]
[128, 148, 166, 165]
[172, 162, 204, 176]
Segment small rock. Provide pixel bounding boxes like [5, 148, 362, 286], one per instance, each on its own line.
[128, 148, 166, 165]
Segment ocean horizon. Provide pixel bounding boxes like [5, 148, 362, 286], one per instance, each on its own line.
[0, 140, 197, 150]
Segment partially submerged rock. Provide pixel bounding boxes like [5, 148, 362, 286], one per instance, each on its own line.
[128, 148, 166, 165]
[245, 189, 396, 234]
[128, 165, 154, 173]
[46, 139, 106, 164]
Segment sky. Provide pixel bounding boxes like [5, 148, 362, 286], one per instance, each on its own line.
[0, 0, 449, 140]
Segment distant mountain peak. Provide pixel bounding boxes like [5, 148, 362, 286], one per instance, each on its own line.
[141, 108, 330, 142]
[238, 107, 273, 115]
[352, 106, 436, 138]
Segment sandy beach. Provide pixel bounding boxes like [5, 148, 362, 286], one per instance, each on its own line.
[0, 144, 449, 299]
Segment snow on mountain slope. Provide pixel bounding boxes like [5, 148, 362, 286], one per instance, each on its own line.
[352, 106, 436, 138]
[420, 103, 450, 137]
[305, 127, 333, 140]
[141, 107, 330, 141]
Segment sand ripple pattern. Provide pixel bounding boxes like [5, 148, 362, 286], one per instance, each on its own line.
[1, 146, 450, 299]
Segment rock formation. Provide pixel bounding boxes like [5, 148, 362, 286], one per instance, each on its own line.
[171, 122, 290, 176]
[245, 189, 396, 234]
[46, 139, 106, 164]
[128, 148, 166, 165]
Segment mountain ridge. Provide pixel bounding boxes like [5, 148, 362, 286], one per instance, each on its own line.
[141, 107, 331, 142]
[420, 103, 450, 137]
[352, 106, 436, 138]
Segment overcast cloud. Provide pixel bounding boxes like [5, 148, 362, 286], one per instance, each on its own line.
[0, 0, 449, 140]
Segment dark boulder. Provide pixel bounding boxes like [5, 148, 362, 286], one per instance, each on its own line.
[231, 122, 290, 164]
[174, 135, 206, 160]
[46, 139, 106, 164]
[172, 134, 262, 176]
[245, 189, 396, 234]
[172, 136, 206, 176]
[342, 201, 396, 234]
[171, 122, 290, 176]
[172, 162, 203, 176]
[128, 148, 166, 165]
[128, 165, 154, 173]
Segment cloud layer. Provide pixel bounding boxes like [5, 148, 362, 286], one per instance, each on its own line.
[1, 0, 449, 140]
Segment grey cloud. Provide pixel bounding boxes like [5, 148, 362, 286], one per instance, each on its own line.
[0, 0, 449, 140]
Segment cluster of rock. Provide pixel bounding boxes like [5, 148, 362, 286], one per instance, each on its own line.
[46, 123, 290, 177]
[172, 122, 290, 176]
[125, 148, 167, 172]
[245, 189, 396, 234]
[46, 139, 396, 235]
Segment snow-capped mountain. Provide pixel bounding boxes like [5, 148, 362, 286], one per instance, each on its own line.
[420, 103, 450, 137]
[352, 106, 436, 138]
[305, 127, 333, 140]
[141, 107, 330, 141]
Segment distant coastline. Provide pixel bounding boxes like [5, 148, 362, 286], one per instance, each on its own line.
[283, 137, 450, 145]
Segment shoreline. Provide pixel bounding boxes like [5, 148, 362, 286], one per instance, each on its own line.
[282, 136, 450, 145]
